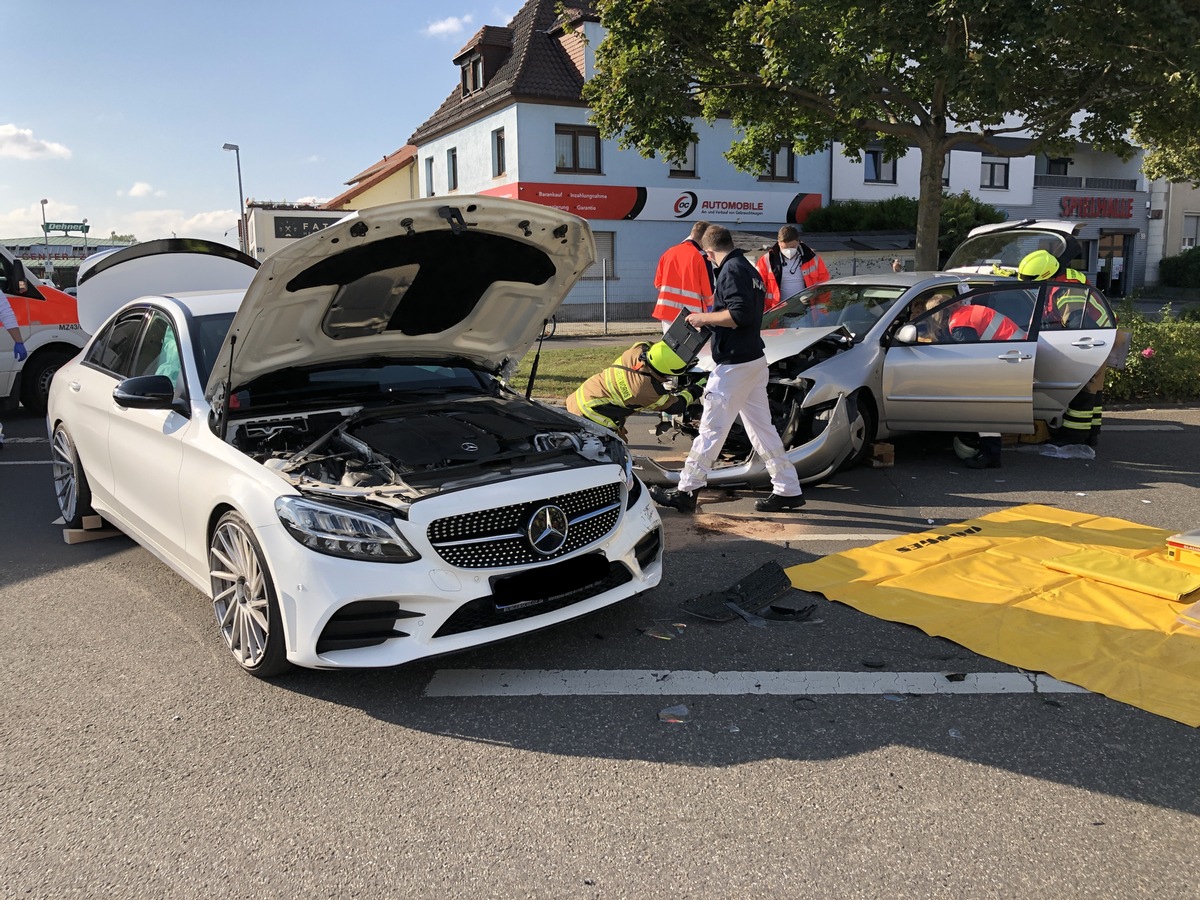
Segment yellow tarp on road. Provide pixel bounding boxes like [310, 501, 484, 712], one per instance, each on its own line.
[784, 504, 1200, 726]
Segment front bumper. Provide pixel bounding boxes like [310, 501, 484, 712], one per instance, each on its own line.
[256, 466, 664, 669]
[632, 393, 854, 488]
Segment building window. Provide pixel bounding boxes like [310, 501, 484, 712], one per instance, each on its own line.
[1183, 214, 1200, 251]
[424, 158, 435, 197]
[461, 55, 485, 96]
[941, 156, 950, 187]
[492, 128, 506, 178]
[669, 142, 697, 178]
[555, 125, 601, 174]
[1047, 157, 1072, 176]
[760, 147, 794, 182]
[447, 148, 458, 191]
[864, 149, 896, 184]
[981, 157, 1009, 189]
[581, 231, 615, 279]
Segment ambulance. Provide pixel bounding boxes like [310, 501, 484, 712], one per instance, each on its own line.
[0, 245, 88, 414]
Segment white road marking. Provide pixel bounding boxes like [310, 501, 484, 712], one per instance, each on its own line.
[0, 437, 48, 443]
[424, 669, 1088, 697]
[1103, 425, 1182, 431]
[0, 460, 52, 465]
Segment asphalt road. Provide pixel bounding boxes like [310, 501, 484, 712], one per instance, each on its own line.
[3, 403, 1200, 898]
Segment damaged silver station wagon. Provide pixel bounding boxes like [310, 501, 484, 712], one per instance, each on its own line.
[635, 219, 1118, 487]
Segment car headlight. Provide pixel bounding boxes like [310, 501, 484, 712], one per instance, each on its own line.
[275, 496, 420, 563]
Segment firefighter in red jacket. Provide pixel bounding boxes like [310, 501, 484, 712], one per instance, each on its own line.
[755, 225, 830, 311]
[947, 302, 1025, 342]
[566, 340, 706, 439]
[652, 221, 715, 332]
[1018, 249, 1107, 446]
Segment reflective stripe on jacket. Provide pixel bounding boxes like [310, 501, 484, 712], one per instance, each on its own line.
[948, 304, 1024, 341]
[652, 240, 714, 322]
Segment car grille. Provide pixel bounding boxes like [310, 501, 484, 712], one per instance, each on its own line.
[427, 482, 622, 569]
[433, 553, 633, 638]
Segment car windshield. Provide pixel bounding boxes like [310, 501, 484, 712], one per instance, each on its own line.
[193, 312, 236, 384]
[765, 284, 907, 335]
[945, 229, 1070, 273]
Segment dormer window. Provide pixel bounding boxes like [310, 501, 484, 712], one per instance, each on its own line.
[461, 54, 485, 96]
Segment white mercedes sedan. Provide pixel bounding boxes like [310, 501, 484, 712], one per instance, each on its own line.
[48, 197, 663, 677]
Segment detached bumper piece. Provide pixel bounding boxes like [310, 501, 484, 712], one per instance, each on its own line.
[434, 553, 633, 637]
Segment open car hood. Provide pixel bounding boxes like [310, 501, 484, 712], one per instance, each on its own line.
[205, 197, 595, 401]
[696, 325, 848, 370]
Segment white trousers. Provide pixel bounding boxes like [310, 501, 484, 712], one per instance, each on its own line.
[678, 356, 802, 496]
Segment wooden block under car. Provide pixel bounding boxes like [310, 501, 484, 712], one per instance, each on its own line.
[56, 514, 122, 544]
[869, 442, 894, 467]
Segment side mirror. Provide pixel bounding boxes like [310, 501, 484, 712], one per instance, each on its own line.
[113, 374, 185, 414]
[894, 324, 918, 345]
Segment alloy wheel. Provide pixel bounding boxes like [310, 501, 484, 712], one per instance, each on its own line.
[209, 519, 272, 670]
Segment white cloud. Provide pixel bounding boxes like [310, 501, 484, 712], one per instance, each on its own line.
[0, 201, 79, 237]
[306, 155, 323, 164]
[424, 15, 473, 38]
[0, 124, 72, 161]
[127, 182, 154, 198]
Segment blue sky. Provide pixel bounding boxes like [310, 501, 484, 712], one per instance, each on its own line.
[1, 2, 518, 246]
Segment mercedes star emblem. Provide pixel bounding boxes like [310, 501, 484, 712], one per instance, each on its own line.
[527, 504, 569, 555]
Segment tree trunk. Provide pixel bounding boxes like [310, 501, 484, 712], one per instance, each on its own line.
[915, 142, 945, 271]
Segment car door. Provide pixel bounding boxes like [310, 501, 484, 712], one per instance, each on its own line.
[69, 308, 149, 506]
[881, 284, 1039, 432]
[106, 308, 190, 558]
[1032, 284, 1116, 419]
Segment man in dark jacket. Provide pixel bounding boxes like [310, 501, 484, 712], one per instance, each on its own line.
[650, 225, 805, 514]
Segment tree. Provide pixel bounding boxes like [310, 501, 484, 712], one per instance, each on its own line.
[584, 0, 1200, 269]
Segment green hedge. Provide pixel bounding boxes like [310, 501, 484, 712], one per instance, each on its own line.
[1158, 247, 1200, 288]
[1107, 300, 1200, 402]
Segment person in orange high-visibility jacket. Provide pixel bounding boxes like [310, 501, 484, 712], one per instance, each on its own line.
[1018, 249, 1109, 446]
[755, 225, 830, 311]
[652, 221, 715, 332]
[947, 302, 1025, 342]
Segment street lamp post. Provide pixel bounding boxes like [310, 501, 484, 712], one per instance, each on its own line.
[222, 143, 247, 255]
[39, 199, 50, 281]
[82, 218, 88, 255]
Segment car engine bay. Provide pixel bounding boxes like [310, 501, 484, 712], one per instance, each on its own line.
[226, 395, 625, 511]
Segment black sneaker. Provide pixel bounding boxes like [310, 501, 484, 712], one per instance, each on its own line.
[649, 485, 697, 513]
[755, 493, 806, 513]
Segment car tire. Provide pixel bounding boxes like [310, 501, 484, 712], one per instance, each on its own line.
[51, 424, 95, 529]
[21, 349, 75, 415]
[839, 392, 878, 471]
[208, 511, 291, 678]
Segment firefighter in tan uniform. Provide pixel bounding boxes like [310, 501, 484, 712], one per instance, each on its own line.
[566, 341, 706, 439]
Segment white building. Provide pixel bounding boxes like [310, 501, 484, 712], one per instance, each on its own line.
[406, 0, 1151, 316]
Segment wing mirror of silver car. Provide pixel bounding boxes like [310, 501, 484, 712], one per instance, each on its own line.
[894, 324, 918, 345]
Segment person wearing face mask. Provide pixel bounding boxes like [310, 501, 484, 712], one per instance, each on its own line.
[755, 225, 830, 311]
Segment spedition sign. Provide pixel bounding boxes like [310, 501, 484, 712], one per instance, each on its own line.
[1060, 196, 1134, 219]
